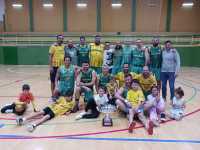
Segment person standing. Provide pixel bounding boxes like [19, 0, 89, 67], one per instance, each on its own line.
[132, 39, 149, 74]
[49, 35, 65, 96]
[89, 35, 104, 74]
[76, 36, 90, 67]
[65, 39, 78, 65]
[149, 38, 162, 89]
[161, 40, 180, 101]
[112, 42, 123, 75]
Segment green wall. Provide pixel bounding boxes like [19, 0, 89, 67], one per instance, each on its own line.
[0, 46, 4, 64]
[177, 46, 200, 67]
[0, 46, 49, 65]
[0, 46, 200, 67]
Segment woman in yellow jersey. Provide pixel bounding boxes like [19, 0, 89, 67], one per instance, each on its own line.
[16, 96, 74, 132]
[49, 35, 65, 96]
[89, 35, 104, 74]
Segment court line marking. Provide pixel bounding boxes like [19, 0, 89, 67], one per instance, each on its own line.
[0, 68, 199, 141]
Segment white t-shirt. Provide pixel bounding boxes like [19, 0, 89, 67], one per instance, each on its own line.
[94, 94, 109, 106]
[103, 49, 114, 68]
[172, 97, 185, 110]
[147, 94, 165, 107]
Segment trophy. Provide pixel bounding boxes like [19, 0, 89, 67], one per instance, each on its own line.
[98, 104, 116, 127]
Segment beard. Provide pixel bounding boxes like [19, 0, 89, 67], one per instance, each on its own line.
[153, 43, 159, 47]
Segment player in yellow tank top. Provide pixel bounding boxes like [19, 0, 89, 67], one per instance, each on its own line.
[135, 66, 157, 98]
[115, 64, 137, 88]
[89, 35, 104, 74]
[49, 35, 65, 96]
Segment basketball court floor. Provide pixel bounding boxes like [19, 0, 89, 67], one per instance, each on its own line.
[0, 65, 200, 150]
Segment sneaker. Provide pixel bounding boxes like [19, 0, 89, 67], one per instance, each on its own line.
[75, 112, 86, 120]
[16, 117, 24, 126]
[128, 121, 136, 133]
[160, 113, 166, 122]
[147, 121, 154, 135]
[26, 124, 36, 132]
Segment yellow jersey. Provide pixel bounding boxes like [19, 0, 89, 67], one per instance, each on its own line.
[49, 97, 74, 116]
[135, 74, 157, 92]
[115, 72, 137, 88]
[127, 90, 144, 107]
[49, 44, 65, 67]
[89, 43, 104, 67]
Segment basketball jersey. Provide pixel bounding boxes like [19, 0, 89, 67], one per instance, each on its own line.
[59, 65, 75, 90]
[115, 72, 137, 88]
[132, 47, 145, 67]
[49, 44, 65, 67]
[98, 73, 112, 87]
[49, 97, 74, 116]
[122, 86, 129, 98]
[149, 46, 162, 68]
[89, 43, 104, 67]
[80, 69, 93, 84]
[135, 74, 156, 92]
[77, 44, 90, 66]
[122, 45, 132, 65]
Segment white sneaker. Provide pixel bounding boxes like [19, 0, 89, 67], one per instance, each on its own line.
[16, 117, 24, 126]
[75, 112, 86, 120]
[26, 124, 35, 132]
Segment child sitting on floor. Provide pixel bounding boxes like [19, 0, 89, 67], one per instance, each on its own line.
[1, 84, 37, 115]
[168, 87, 185, 121]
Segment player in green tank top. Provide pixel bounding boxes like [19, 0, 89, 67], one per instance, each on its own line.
[115, 74, 132, 114]
[73, 61, 97, 112]
[112, 43, 123, 75]
[122, 42, 133, 66]
[76, 36, 90, 67]
[53, 56, 78, 100]
[131, 39, 149, 74]
[149, 38, 162, 89]
[96, 65, 112, 91]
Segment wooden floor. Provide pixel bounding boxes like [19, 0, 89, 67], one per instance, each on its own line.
[0, 65, 200, 150]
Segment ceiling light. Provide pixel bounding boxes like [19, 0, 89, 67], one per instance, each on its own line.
[43, 3, 54, 8]
[76, 3, 87, 7]
[12, 3, 23, 8]
[111, 3, 122, 8]
[182, 2, 194, 7]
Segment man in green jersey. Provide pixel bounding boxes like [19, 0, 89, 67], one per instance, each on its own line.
[131, 39, 149, 74]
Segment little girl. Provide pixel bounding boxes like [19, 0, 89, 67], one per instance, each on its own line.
[169, 87, 185, 121]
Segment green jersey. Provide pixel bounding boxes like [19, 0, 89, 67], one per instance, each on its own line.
[58, 65, 75, 95]
[149, 46, 162, 80]
[131, 48, 145, 73]
[122, 45, 132, 65]
[98, 73, 112, 87]
[77, 44, 90, 67]
[112, 48, 123, 74]
[149, 46, 162, 68]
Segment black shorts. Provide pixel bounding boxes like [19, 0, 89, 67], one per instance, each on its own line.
[43, 107, 55, 119]
[50, 67, 58, 83]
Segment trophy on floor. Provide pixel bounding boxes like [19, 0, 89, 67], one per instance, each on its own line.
[98, 104, 116, 127]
